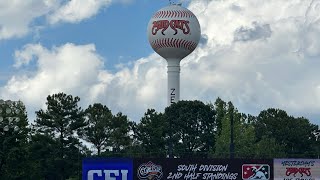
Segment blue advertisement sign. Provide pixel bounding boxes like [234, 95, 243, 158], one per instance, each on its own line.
[82, 158, 274, 180]
[82, 158, 133, 180]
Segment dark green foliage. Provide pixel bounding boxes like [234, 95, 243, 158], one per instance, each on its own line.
[27, 133, 59, 179]
[109, 112, 133, 153]
[1, 94, 319, 179]
[80, 103, 113, 155]
[133, 109, 167, 157]
[33, 92, 85, 179]
[164, 100, 216, 158]
[254, 136, 286, 158]
[255, 108, 317, 157]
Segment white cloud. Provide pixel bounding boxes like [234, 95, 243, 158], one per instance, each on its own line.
[0, 0, 126, 40]
[1, 43, 103, 118]
[0, 0, 57, 40]
[48, 0, 112, 24]
[0, 43, 167, 122]
[185, 0, 320, 120]
[1, 0, 320, 125]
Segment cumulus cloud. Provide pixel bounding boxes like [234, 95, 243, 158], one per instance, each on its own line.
[0, 0, 126, 40]
[234, 22, 272, 42]
[185, 0, 320, 120]
[1, 0, 320, 125]
[48, 0, 112, 24]
[0, 43, 166, 122]
[2, 43, 103, 106]
[0, 0, 57, 40]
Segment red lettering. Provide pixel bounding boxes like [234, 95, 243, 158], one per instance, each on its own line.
[170, 20, 190, 35]
[152, 20, 170, 35]
[286, 167, 299, 177]
[299, 168, 311, 176]
[152, 20, 190, 35]
[285, 167, 311, 177]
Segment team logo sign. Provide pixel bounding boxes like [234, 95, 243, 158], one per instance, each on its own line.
[152, 20, 190, 35]
[274, 159, 320, 179]
[82, 158, 133, 180]
[137, 161, 163, 180]
[242, 164, 270, 180]
[285, 167, 311, 177]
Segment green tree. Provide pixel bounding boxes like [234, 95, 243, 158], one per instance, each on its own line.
[254, 136, 285, 158]
[34, 93, 85, 180]
[27, 132, 60, 180]
[165, 100, 216, 158]
[80, 103, 113, 156]
[133, 109, 167, 157]
[214, 101, 256, 158]
[108, 112, 133, 155]
[214, 97, 227, 135]
[28, 131, 89, 180]
[255, 108, 316, 157]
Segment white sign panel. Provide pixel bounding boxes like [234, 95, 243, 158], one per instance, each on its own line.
[274, 159, 320, 180]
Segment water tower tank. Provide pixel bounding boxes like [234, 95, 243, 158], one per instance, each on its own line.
[147, 4, 201, 105]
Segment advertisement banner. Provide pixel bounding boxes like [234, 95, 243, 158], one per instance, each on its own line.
[82, 158, 133, 180]
[274, 159, 320, 180]
[133, 158, 273, 180]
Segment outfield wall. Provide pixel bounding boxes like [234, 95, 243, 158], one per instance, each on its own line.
[82, 158, 320, 180]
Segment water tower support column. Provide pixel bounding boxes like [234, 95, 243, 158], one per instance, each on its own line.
[167, 58, 180, 105]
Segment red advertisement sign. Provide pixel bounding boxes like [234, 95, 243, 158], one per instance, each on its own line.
[242, 164, 270, 179]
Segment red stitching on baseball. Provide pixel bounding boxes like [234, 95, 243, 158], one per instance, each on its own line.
[178, 39, 182, 48]
[161, 39, 165, 48]
[173, 39, 177, 48]
[153, 9, 196, 19]
[170, 38, 174, 47]
[151, 38, 197, 51]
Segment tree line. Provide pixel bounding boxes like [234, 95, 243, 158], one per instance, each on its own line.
[0, 92, 319, 179]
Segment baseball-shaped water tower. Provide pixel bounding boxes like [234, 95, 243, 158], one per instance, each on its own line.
[147, 3, 201, 105]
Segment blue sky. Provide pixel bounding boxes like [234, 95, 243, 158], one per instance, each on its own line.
[0, 0, 167, 82]
[0, 0, 319, 126]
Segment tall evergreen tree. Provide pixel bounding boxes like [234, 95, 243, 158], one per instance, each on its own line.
[134, 109, 167, 157]
[80, 103, 113, 156]
[108, 112, 133, 155]
[34, 92, 85, 180]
